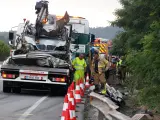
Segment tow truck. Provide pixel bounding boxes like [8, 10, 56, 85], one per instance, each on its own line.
[1, 0, 73, 94]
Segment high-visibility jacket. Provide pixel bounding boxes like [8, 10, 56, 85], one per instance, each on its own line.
[72, 57, 87, 71]
[116, 59, 122, 66]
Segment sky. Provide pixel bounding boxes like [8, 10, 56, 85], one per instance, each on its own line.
[0, 0, 122, 31]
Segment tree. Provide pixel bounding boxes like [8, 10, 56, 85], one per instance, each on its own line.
[111, 0, 160, 111]
[0, 40, 10, 60]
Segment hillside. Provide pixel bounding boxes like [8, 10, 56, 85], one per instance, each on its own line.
[0, 26, 122, 43]
[90, 26, 122, 39]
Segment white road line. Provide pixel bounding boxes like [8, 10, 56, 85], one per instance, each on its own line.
[17, 96, 48, 120]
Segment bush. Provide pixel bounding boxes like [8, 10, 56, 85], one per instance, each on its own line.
[0, 40, 10, 61]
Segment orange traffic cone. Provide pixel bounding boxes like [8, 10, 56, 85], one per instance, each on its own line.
[80, 78, 85, 91]
[68, 101, 76, 120]
[75, 81, 81, 103]
[69, 90, 76, 110]
[79, 79, 84, 97]
[70, 82, 76, 98]
[64, 108, 70, 120]
[85, 73, 90, 88]
[61, 95, 69, 120]
[71, 82, 75, 89]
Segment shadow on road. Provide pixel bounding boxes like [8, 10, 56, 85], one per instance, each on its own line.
[2, 89, 66, 97]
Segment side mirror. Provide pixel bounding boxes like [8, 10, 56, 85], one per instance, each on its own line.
[90, 34, 95, 42]
[9, 31, 14, 40]
[8, 41, 13, 46]
[8, 31, 14, 47]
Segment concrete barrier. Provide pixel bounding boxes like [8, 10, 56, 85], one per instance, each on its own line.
[89, 92, 131, 120]
[89, 92, 155, 120]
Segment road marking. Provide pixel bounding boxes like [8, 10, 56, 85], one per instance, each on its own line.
[17, 96, 47, 120]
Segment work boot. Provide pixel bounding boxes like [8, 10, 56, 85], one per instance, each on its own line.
[99, 83, 106, 95]
[94, 85, 99, 93]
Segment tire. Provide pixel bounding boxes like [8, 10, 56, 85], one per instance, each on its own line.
[3, 86, 11, 93]
[3, 81, 12, 93]
[12, 87, 21, 93]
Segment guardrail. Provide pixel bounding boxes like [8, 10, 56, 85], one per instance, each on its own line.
[90, 92, 131, 120]
[89, 92, 154, 120]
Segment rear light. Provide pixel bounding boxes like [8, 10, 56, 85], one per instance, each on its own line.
[2, 73, 16, 79]
[52, 77, 66, 82]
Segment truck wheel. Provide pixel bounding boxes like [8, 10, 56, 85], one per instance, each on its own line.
[12, 87, 21, 93]
[3, 81, 12, 93]
[50, 87, 59, 96]
[3, 86, 11, 93]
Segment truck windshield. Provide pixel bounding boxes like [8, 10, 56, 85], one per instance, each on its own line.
[9, 58, 52, 67]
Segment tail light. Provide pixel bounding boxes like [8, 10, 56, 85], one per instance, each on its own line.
[53, 77, 66, 82]
[2, 73, 16, 79]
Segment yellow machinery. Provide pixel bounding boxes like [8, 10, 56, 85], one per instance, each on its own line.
[93, 38, 109, 55]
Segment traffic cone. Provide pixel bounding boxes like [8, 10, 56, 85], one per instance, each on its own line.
[64, 108, 70, 120]
[80, 78, 84, 91]
[85, 73, 90, 89]
[67, 87, 70, 98]
[68, 101, 76, 120]
[71, 82, 75, 89]
[79, 79, 84, 97]
[61, 95, 69, 120]
[70, 82, 75, 97]
[75, 81, 81, 103]
[69, 90, 76, 110]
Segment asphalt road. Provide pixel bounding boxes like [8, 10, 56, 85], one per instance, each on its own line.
[0, 64, 65, 120]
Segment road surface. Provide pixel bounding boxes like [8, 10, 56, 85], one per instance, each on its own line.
[0, 63, 64, 120]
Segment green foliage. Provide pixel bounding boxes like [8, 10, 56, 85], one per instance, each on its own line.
[0, 40, 10, 60]
[111, 0, 160, 111]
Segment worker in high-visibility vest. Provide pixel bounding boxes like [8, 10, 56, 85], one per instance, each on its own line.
[72, 53, 87, 83]
[116, 57, 122, 67]
[91, 51, 109, 94]
[116, 56, 126, 84]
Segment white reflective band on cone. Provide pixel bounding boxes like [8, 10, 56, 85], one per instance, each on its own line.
[67, 93, 71, 101]
[69, 110, 75, 118]
[86, 76, 89, 80]
[86, 82, 90, 85]
[61, 117, 65, 120]
[63, 103, 68, 110]
[76, 85, 80, 90]
[70, 98, 75, 105]
[75, 94, 81, 99]
[72, 110, 76, 117]
[72, 90, 75, 97]
[69, 110, 74, 119]
[80, 83, 84, 89]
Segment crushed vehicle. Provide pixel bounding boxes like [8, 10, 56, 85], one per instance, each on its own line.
[1, 0, 73, 94]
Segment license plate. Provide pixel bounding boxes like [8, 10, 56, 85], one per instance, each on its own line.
[24, 75, 43, 80]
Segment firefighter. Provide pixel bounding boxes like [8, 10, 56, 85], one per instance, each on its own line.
[72, 53, 87, 84]
[91, 51, 109, 94]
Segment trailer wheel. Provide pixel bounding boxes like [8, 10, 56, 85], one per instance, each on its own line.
[12, 87, 21, 93]
[3, 86, 11, 93]
[3, 81, 12, 93]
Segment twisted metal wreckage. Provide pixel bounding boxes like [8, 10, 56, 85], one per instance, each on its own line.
[10, 0, 73, 68]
